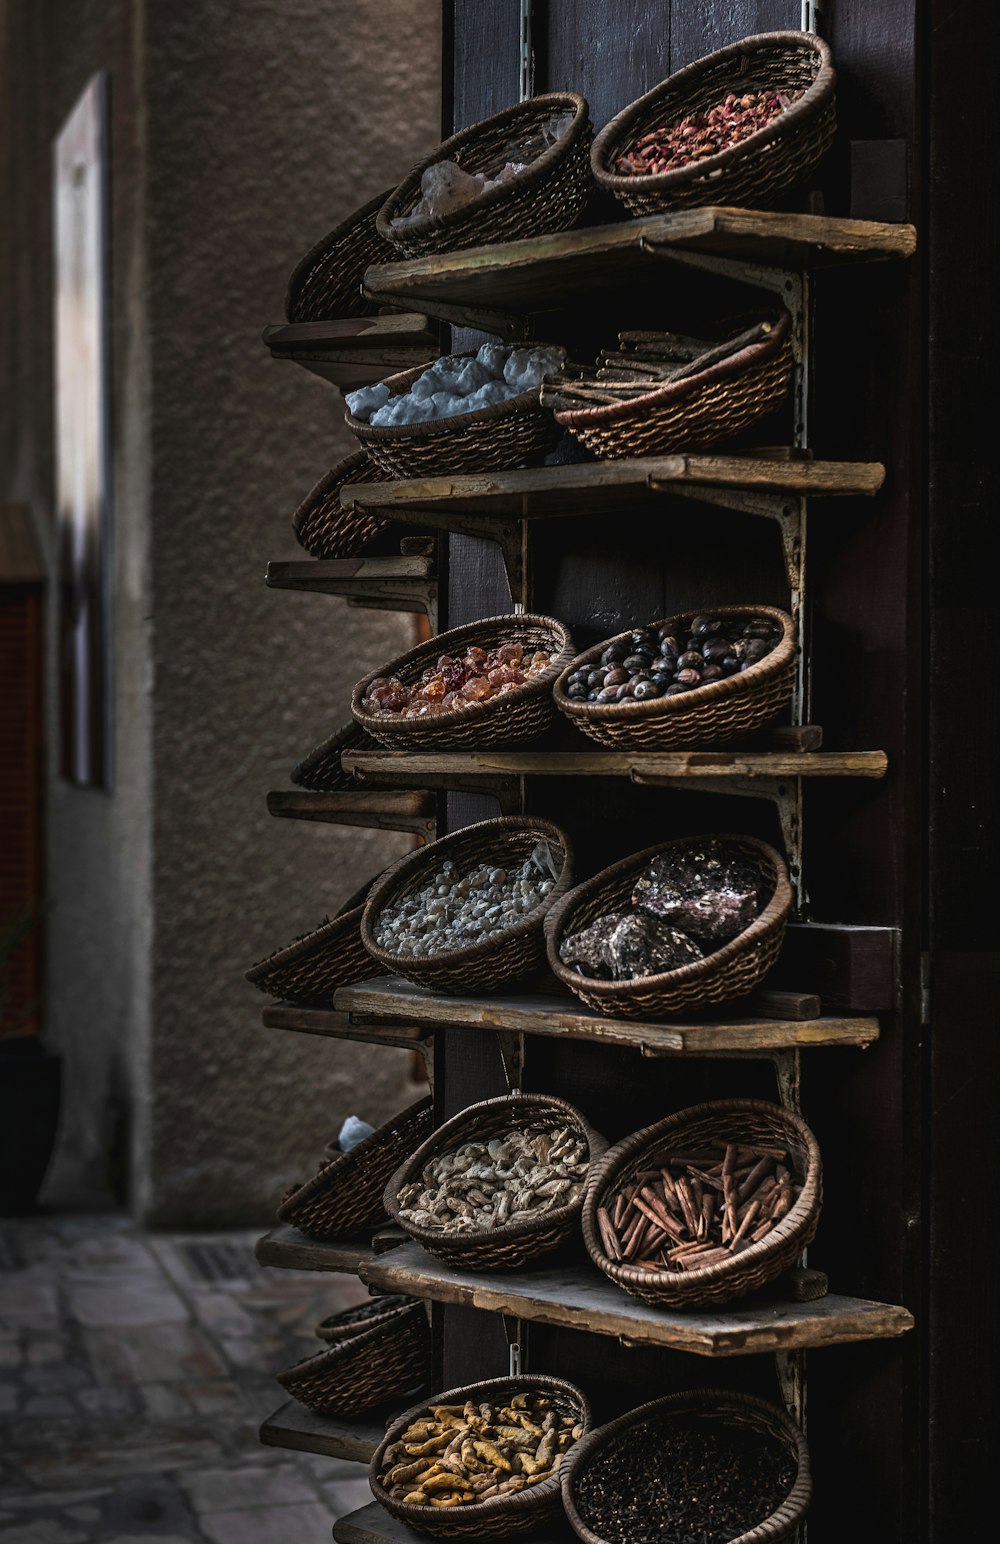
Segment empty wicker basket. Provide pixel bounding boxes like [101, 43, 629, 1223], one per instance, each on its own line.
[291, 452, 390, 559]
[279, 1296, 431, 1417]
[290, 716, 374, 793]
[544, 835, 792, 1020]
[284, 187, 398, 321]
[245, 876, 382, 1008]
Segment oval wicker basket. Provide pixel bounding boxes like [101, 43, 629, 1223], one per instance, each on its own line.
[285, 187, 398, 321]
[291, 452, 391, 559]
[279, 1297, 431, 1418]
[562, 1388, 812, 1543]
[377, 93, 593, 258]
[581, 1097, 821, 1309]
[384, 1092, 607, 1271]
[369, 1374, 591, 1540]
[314, 1293, 418, 1344]
[277, 1096, 434, 1240]
[245, 875, 384, 1007]
[346, 353, 561, 480]
[363, 817, 573, 997]
[591, 31, 836, 215]
[544, 835, 792, 1020]
[553, 310, 793, 459]
[553, 605, 796, 750]
[290, 716, 374, 793]
[352, 613, 575, 752]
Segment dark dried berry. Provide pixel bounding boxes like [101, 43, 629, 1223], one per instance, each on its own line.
[722, 655, 740, 675]
[587, 668, 606, 689]
[665, 682, 694, 695]
[677, 651, 704, 670]
[622, 654, 650, 674]
[702, 637, 730, 662]
[566, 682, 588, 699]
[596, 687, 619, 703]
[604, 667, 629, 687]
[633, 679, 663, 701]
[676, 667, 701, 685]
[700, 664, 723, 681]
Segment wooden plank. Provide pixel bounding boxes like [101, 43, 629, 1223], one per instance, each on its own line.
[343, 455, 886, 522]
[334, 976, 880, 1054]
[334, 1501, 570, 1544]
[358, 1242, 914, 1358]
[267, 558, 434, 585]
[343, 748, 889, 784]
[362, 209, 917, 321]
[266, 790, 436, 837]
[262, 1003, 431, 1049]
[259, 1400, 396, 1463]
[254, 1226, 377, 1274]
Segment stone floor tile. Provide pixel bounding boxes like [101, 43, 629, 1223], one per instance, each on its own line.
[181, 1460, 316, 1513]
[99, 1474, 201, 1535]
[186, 1380, 247, 1417]
[322, 1475, 373, 1518]
[18, 1433, 228, 1488]
[103, 1536, 203, 1544]
[67, 1278, 189, 1330]
[184, 1293, 257, 1340]
[139, 1382, 195, 1420]
[0, 1522, 89, 1544]
[1, 1382, 19, 1413]
[24, 1361, 93, 1394]
[0, 1279, 58, 1322]
[25, 1335, 68, 1365]
[200, 1502, 333, 1544]
[82, 1324, 224, 1385]
[74, 1384, 141, 1420]
[21, 1394, 77, 1417]
[0, 1337, 23, 1367]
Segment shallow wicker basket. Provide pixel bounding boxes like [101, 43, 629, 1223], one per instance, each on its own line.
[279, 1297, 431, 1417]
[370, 1375, 592, 1540]
[290, 716, 374, 793]
[384, 1093, 606, 1270]
[245, 875, 384, 1007]
[554, 605, 796, 749]
[291, 452, 391, 559]
[352, 613, 575, 752]
[277, 1096, 433, 1239]
[544, 835, 791, 1020]
[284, 187, 398, 321]
[562, 1389, 812, 1543]
[581, 1097, 821, 1309]
[363, 817, 573, 997]
[346, 354, 561, 480]
[314, 1293, 418, 1344]
[377, 93, 592, 258]
[553, 310, 792, 459]
[591, 31, 836, 215]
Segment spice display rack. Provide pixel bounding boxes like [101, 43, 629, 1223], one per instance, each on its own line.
[255, 173, 917, 1537]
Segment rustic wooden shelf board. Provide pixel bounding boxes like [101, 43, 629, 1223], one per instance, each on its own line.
[333, 1501, 572, 1544]
[267, 557, 434, 588]
[359, 1242, 913, 1358]
[260, 1400, 397, 1463]
[263, 314, 438, 389]
[343, 454, 885, 523]
[262, 1003, 432, 1049]
[267, 789, 436, 837]
[334, 976, 879, 1055]
[362, 209, 917, 320]
[342, 747, 889, 786]
[254, 1226, 377, 1274]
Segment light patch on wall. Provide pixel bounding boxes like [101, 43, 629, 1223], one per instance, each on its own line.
[53, 72, 111, 789]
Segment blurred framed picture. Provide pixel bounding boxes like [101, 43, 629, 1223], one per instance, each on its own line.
[54, 73, 110, 788]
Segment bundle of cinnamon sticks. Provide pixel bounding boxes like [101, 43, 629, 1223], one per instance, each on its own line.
[596, 1140, 802, 1274]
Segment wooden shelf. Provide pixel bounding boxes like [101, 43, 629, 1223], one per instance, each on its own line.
[362, 208, 917, 327]
[334, 1501, 570, 1544]
[263, 314, 438, 389]
[266, 789, 436, 839]
[262, 1002, 432, 1051]
[254, 1226, 381, 1274]
[360, 1241, 914, 1359]
[265, 557, 436, 621]
[260, 1399, 399, 1463]
[334, 976, 879, 1056]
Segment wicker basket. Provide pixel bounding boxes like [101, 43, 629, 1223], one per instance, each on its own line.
[245, 876, 383, 1007]
[562, 1389, 811, 1543]
[544, 835, 792, 1020]
[363, 818, 573, 997]
[553, 311, 792, 459]
[384, 1093, 606, 1270]
[554, 605, 796, 749]
[284, 188, 398, 321]
[377, 94, 592, 258]
[581, 1098, 821, 1308]
[290, 717, 375, 793]
[315, 1293, 419, 1344]
[352, 614, 575, 752]
[279, 1297, 431, 1417]
[277, 1096, 434, 1239]
[370, 1375, 591, 1540]
[591, 31, 836, 215]
[346, 354, 561, 480]
[291, 452, 392, 559]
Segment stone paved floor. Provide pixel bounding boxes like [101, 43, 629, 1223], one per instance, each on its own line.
[0, 1212, 375, 1543]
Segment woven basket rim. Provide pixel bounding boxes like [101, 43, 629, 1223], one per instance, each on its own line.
[561, 1386, 812, 1544]
[383, 1091, 607, 1257]
[553, 605, 795, 730]
[362, 816, 574, 977]
[291, 450, 381, 540]
[591, 30, 835, 196]
[369, 1373, 591, 1529]
[552, 312, 790, 427]
[345, 347, 560, 446]
[315, 1294, 419, 1337]
[290, 715, 371, 788]
[581, 1096, 821, 1296]
[351, 612, 576, 743]
[245, 871, 378, 986]
[277, 1095, 433, 1223]
[544, 834, 791, 1002]
[281, 1299, 428, 1383]
[377, 92, 590, 246]
[284, 186, 394, 320]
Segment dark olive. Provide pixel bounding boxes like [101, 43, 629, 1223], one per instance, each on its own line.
[665, 682, 695, 696]
[692, 614, 724, 637]
[651, 670, 673, 687]
[677, 651, 704, 670]
[566, 682, 588, 699]
[722, 655, 740, 676]
[658, 632, 679, 652]
[633, 679, 663, 701]
[622, 654, 649, 674]
[596, 687, 619, 703]
[615, 683, 632, 702]
[631, 629, 658, 651]
[742, 639, 773, 666]
[676, 667, 701, 685]
[587, 668, 606, 689]
[587, 690, 600, 701]
[702, 638, 730, 662]
[604, 667, 629, 687]
[743, 619, 775, 639]
[700, 664, 723, 682]
[603, 641, 631, 664]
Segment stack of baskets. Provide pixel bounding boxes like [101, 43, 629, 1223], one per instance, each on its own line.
[278, 1294, 431, 1417]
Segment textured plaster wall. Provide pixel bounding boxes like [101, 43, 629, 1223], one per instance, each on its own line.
[0, 0, 442, 1222]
